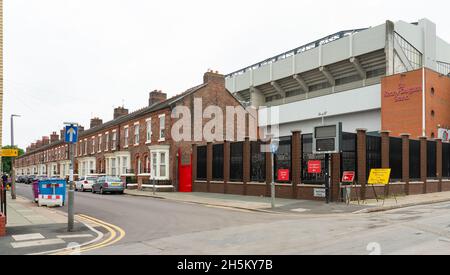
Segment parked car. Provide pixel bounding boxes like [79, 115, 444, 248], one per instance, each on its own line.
[92, 176, 125, 195]
[16, 176, 27, 183]
[75, 176, 98, 192]
[26, 175, 37, 184]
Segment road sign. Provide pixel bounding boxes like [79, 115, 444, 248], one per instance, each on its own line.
[270, 139, 280, 154]
[342, 171, 356, 183]
[308, 160, 322, 174]
[65, 125, 79, 144]
[277, 169, 290, 181]
[0, 149, 19, 157]
[314, 188, 326, 198]
[368, 169, 391, 185]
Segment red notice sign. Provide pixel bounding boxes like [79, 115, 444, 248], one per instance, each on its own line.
[342, 171, 356, 183]
[308, 160, 322, 174]
[277, 169, 290, 181]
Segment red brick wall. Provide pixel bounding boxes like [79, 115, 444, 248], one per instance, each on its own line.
[0, 213, 6, 237]
[382, 68, 450, 138]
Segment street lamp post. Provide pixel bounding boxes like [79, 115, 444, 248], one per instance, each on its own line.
[11, 114, 21, 200]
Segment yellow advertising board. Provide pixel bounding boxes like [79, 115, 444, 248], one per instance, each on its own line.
[368, 169, 391, 185]
[0, 149, 19, 157]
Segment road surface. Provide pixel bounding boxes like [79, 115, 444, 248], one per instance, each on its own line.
[15, 183, 450, 255]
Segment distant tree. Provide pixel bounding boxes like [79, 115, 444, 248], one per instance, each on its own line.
[2, 146, 25, 175]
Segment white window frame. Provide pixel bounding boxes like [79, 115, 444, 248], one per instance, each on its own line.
[124, 126, 129, 148]
[84, 139, 88, 156]
[105, 132, 109, 152]
[134, 123, 140, 146]
[149, 146, 170, 180]
[159, 114, 166, 142]
[112, 130, 117, 151]
[146, 118, 152, 144]
[98, 134, 102, 153]
[91, 137, 96, 154]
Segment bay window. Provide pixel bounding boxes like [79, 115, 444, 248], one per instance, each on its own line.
[150, 146, 170, 180]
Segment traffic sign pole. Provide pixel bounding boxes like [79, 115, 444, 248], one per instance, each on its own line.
[64, 123, 78, 232]
[68, 142, 75, 232]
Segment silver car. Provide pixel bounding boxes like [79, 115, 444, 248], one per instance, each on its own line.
[92, 176, 125, 195]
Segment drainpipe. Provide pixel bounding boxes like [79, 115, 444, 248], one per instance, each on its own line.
[422, 66, 426, 137]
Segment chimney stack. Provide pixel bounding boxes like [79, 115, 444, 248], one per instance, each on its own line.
[42, 136, 50, 146]
[203, 70, 225, 85]
[31, 143, 37, 150]
[60, 129, 65, 141]
[90, 117, 103, 129]
[78, 126, 85, 134]
[114, 106, 129, 120]
[149, 90, 167, 106]
[50, 132, 59, 143]
[36, 140, 43, 148]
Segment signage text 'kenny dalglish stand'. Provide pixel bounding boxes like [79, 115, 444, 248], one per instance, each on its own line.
[313, 123, 342, 204]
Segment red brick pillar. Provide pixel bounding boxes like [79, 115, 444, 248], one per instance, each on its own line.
[401, 134, 410, 195]
[436, 139, 443, 192]
[192, 144, 197, 188]
[243, 138, 251, 196]
[206, 142, 213, 193]
[381, 131, 391, 169]
[420, 136, 428, 194]
[0, 213, 6, 237]
[291, 131, 302, 199]
[357, 129, 367, 200]
[265, 142, 273, 197]
[331, 153, 341, 202]
[223, 141, 230, 194]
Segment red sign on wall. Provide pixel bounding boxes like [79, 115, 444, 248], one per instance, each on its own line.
[342, 171, 356, 183]
[277, 169, 290, 182]
[308, 161, 322, 174]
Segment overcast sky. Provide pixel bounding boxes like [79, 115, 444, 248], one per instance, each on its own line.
[3, 0, 450, 148]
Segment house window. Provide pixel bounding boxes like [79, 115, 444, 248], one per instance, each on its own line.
[92, 138, 95, 154]
[134, 124, 140, 145]
[111, 158, 117, 176]
[159, 115, 166, 141]
[105, 133, 109, 151]
[124, 127, 129, 148]
[84, 140, 88, 155]
[98, 135, 102, 153]
[150, 148, 169, 180]
[122, 156, 129, 175]
[112, 132, 117, 150]
[146, 119, 152, 143]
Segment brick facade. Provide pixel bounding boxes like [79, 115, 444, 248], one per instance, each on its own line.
[15, 71, 247, 192]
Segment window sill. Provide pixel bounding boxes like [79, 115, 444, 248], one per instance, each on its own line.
[158, 139, 166, 143]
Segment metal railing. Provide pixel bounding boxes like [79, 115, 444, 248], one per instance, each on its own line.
[225, 28, 368, 79]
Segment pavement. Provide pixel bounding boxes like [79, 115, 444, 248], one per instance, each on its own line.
[124, 189, 367, 214]
[0, 194, 101, 255]
[352, 191, 450, 213]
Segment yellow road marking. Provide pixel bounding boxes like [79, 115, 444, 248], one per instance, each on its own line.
[53, 214, 125, 255]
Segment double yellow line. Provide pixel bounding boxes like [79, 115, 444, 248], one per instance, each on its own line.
[53, 214, 126, 255]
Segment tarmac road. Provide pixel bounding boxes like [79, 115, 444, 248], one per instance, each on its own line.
[14, 183, 450, 255]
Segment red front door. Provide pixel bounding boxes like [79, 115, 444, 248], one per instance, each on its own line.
[178, 149, 192, 192]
